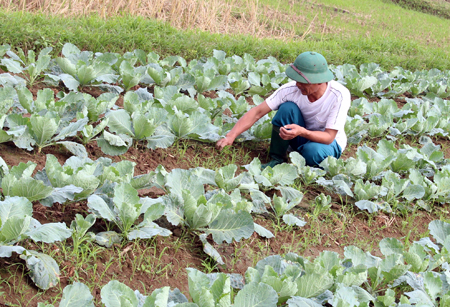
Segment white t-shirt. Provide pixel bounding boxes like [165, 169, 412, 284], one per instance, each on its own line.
[266, 80, 351, 151]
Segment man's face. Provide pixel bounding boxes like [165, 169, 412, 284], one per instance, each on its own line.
[296, 82, 323, 96]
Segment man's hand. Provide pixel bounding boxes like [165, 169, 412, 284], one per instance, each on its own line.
[216, 136, 234, 150]
[279, 124, 307, 140]
[215, 101, 271, 151]
[280, 125, 338, 144]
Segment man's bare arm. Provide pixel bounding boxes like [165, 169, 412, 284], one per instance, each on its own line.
[216, 101, 272, 150]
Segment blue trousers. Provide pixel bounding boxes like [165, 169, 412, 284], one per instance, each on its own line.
[272, 101, 342, 167]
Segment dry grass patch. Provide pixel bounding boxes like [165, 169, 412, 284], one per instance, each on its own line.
[2, 0, 344, 40]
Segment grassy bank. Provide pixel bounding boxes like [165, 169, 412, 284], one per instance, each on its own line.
[385, 0, 450, 19]
[0, 2, 450, 71]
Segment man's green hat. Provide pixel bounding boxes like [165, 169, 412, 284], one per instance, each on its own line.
[285, 51, 334, 84]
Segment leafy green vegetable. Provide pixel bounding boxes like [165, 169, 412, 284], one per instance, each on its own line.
[87, 182, 170, 241]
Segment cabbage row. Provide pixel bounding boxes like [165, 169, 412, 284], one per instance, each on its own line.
[1, 43, 450, 158]
[1, 134, 450, 290]
[36, 219, 450, 307]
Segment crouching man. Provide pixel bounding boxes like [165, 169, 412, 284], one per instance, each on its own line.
[216, 51, 351, 168]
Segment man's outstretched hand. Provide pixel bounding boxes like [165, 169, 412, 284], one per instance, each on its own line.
[216, 136, 234, 150]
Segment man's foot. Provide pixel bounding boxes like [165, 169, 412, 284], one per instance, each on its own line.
[261, 159, 284, 170]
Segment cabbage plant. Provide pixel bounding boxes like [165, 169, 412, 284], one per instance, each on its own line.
[246, 157, 298, 190]
[289, 151, 326, 185]
[160, 188, 254, 264]
[118, 59, 146, 91]
[87, 182, 171, 244]
[0, 196, 72, 290]
[37, 154, 102, 203]
[5, 107, 88, 156]
[50, 43, 117, 91]
[1, 47, 52, 86]
[1, 161, 53, 202]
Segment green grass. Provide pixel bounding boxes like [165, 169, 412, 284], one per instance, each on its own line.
[385, 0, 450, 19]
[1, 4, 450, 71]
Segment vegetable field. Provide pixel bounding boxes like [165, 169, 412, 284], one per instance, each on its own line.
[1, 43, 450, 306]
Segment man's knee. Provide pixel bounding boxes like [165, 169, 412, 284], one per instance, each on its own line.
[272, 102, 302, 127]
[299, 142, 337, 166]
[301, 151, 324, 167]
[277, 101, 298, 113]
